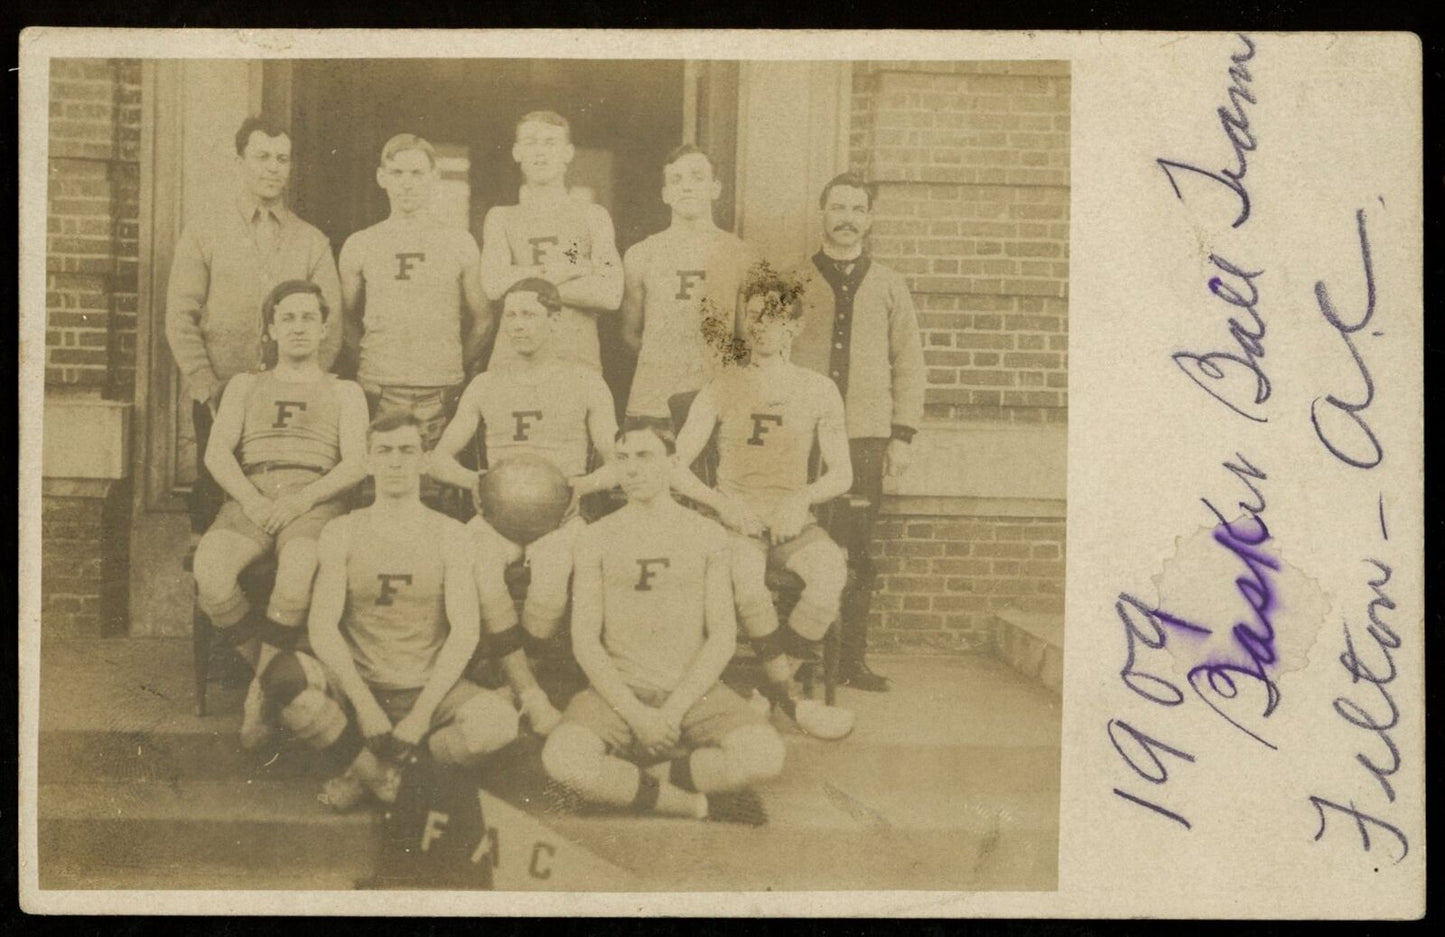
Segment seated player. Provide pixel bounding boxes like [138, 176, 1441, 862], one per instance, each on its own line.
[191, 279, 368, 750]
[430, 277, 620, 736]
[259, 413, 521, 810]
[671, 265, 857, 740]
[621, 144, 757, 423]
[541, 424, 785, 822]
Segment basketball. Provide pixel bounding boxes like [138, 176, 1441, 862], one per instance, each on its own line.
[478, 454, 573, 545]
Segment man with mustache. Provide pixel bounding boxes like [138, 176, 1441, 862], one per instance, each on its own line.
[789, 173, 926, 693]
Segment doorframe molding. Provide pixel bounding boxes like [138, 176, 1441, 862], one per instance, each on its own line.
[134, 59, 186, 516]
[733, 61, 852, 269]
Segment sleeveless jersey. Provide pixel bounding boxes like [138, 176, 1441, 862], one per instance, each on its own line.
[238, 370, 342, 472]
[347, 216, 480, 389]
[627, 228, 757, 419]
[469, 361, 600, 478]
[487, 197, 603, 371]
[585, 505, 729, 694]
[713, 364, 846, 518]
[341, 507, 458, 691]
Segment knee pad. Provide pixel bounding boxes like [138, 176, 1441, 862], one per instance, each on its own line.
[255, 616, 303, 651]
[796, 541, 849, 605]
[279, 687, 348, 750]
[725, 724, 786, 782]
[197, 584, 250, 630]
[442, 693, 519, 761]
[541, 723, 603, 788]
[749, 628, 788, 662]
[780, 623, 824, 661]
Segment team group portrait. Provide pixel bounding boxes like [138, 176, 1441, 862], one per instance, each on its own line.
[36, 57, 1070, 892]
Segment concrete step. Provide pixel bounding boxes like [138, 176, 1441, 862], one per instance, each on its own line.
[39, 761, 1058, 892]
[990, 610, 1063, 694]
[39, 638, 1062, 891]
[38, 779, 379, 890]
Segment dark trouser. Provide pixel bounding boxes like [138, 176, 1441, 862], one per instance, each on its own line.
[837, 437, 888, 663]
[190, 401, 227, 534]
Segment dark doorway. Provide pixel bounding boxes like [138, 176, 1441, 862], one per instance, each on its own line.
[286, 59, 690, 413]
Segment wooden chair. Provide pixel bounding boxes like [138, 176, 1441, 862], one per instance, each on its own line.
[667, 390, 870, 706]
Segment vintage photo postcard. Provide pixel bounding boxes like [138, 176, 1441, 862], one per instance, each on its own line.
[17, 29, 1423, 918]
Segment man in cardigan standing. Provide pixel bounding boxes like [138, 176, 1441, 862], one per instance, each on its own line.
[166, 116, 343, 530]
[789, 173, 926, 693]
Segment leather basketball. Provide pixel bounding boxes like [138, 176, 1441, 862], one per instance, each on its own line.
[478, 454, 572, 545]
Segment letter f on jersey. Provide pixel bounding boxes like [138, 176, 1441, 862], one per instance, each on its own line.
[376, 573, 414, 605]
[634, 558, 671, 591]
[395, 252, 426, 280]
[272, 400, 308, 428]
[747, 413, 783, 446]
[675, 270, 707, 300]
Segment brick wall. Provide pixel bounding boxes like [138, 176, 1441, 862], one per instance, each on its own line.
[867, 514, 1066, 653]
[46, 58, 142, 397]
[851, 61, 1069, 425]
[851, 61, 1070, 653]
[41, 480, 133, 637]
[43, 59, 142, 638]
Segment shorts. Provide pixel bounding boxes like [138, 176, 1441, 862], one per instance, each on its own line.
[369, 678, 509, 727]
[739, 522, 835, 568]
[209, 467, 346, 553]
[300, 651, 511, 728]
[560, 683, 766, 760]
[362, 384, 462, 452]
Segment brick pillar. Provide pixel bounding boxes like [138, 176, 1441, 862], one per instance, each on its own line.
[42, 479, 133, 637]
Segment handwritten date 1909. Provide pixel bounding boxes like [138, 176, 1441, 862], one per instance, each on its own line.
[1108, 454, 1280, 830]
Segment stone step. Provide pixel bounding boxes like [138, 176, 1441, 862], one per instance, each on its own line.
[990, 610, 1063, 694]
[39, 765, 1058, 892]
[38, 779, 379, 890]
[39, 638, 1063, 891]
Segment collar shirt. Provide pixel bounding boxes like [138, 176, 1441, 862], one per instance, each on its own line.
[789, 250, 926, 441]
[165, 190, 343, 393]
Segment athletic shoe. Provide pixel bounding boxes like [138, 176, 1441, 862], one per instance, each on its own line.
[319, 768, 368, 813]
[363, 762, 402, 805]
[519, 686, 563, 737]
[793, 698, 855, 740]
[238, 677, 274, 751]
[706, 789, 768, 826]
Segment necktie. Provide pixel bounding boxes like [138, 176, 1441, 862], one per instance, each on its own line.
[254, 209, 278, 257]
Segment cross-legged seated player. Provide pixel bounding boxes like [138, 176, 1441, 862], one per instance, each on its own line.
[541, 424, 785, 823]
[260, 413, 521, 810]
[430, 277, 620, 736]
[191, 279, 368, 750]
[671, 268, 856, 740]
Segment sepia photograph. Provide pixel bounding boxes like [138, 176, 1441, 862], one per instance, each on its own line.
[33, 51, 1069, 893]
[20, 27, 1429, 920]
